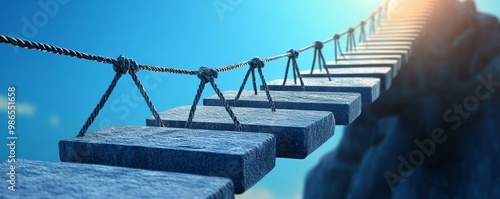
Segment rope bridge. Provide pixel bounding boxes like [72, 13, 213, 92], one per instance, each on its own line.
[1, 0, 437, 197]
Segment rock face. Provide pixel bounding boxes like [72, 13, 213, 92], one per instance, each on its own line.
[305, 0, 500, 198]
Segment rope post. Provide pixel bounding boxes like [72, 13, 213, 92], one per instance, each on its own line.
[282, 49, 305, 89]
[77, 55, 164, 137]
[346, 27, 357, 52]
[359, 21, 367, 44]
[235, 57, 276, 112]
[333, 34, 344, 63]
[186, 67, 243, 131]
[310, 41, 332, 81]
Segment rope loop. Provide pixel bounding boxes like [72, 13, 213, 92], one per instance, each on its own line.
[314, 41, 324, 50]
[114, 55, 139, 74]
[333, 34, 340, 40]
[196, 66, 218, 83]
[249, 57, 264, 69]
[287, 49, 299, 59]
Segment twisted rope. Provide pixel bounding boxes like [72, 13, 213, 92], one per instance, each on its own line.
[346, 28, 357, 52]
[78, 72, 122, 137]
[235, 57, 276, 112]
[359, 21, 367, 43]
[310, 41, 332, 81]
[282, 49, 304, 89]
[186, 67, 243, 131]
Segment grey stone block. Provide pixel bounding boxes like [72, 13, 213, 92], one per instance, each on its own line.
[301, 67, 392, 91]
[342, 50, 409, 62]
[381, 21, 426, 26]
[59, 126, 275, 194]
[1, 159, 233, 199]
[358, 41, 413, 47]
[336, 55, 402, 70]
[325, 60, 399, 77]
[354, 45, 412, 55]
[203, 90, 361, 125]
[146, 106, 335, 159]
[265, 77, 380, 103]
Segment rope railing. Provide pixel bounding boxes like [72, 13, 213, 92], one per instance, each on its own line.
[0, 0, 394, 136]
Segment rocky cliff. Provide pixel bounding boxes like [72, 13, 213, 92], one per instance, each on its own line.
[305, 0, 500, 198]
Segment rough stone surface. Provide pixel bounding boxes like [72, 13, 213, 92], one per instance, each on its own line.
[146, 106, 335, 159]
[1, 159, 234, 199]
[336, 55, 403, 69]
[59, 126, 275, 194]
[203, 90, 361, 125]
[342, 49, 409, 62]
[325, 60, 399, 77]
[305, 0, 500, 198]
[354, 45, 412, 55]
[266, 77, 380, 103]
[358, 41, 413, 47]
[302, 67, 393, 91]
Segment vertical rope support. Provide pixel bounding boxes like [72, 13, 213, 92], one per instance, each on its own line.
[187, 67, 243, 131]
[282, 49, 304, 89]
[77, 72, 123, 137]
[310, 41, 332, 81]
[251, 69, 258, 95]
[370, 14, 376, 36]
[235, 69, 252, 102]
[359, 21, 367, 43]
[124, 57, 164, 128]
[236, 57, 275, 112]
[345, 28, 357, 52]
[186, 78, 206, 128]
[209, 81, 243, 131]
[333, 34, 343, 63]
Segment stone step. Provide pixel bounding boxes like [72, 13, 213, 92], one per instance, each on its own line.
[358, 41, 413, 48]
[325, 60, 399, 76]
[377, 25, 424, 31]
[203, 90, 361, 125]
[381, 21, 426, 27]
[371, 33, 420, 39]
[336, 55, 402, 69]
[364, 38, 417, 50]
[384, 17, 428, 23]
[341, 50, 408, 63]
[146, 106, 335, 159]
[301, 67, 392, 91]
[354, 45, 412, 55]
[59, 126, 275, 194]
[2, 159, 234, 199]
[265, 77, 380, 103]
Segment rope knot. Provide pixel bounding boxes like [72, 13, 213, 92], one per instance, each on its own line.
[287, 49, 299, 59]
[314, 41, 323, 50]
[348, 27, 355, 33]
[114, 55, 139, 74]
[197, 66, 218, 83]
[360, 21, 366, 26]
[333, 34, 340, 40]
[249, 57, 264, 69]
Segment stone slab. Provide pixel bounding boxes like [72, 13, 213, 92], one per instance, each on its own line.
[358, 41, 413, 47]
[59, 126, 275, 194]
[336, 55, 402, 70]
[265, 77, 380, 103]
[302, 67, 392, 91]
[354, 45, 412, 55]
[344, 49, 409, 62]
[375, 29, 423, 35]
[371, 33, 420, 39]
[328, 56, 402, 72]
[1, 159, 234, 199]
[203, 90, 361, 125]
[381, 21, 426, 27]
[146, 106, 335, 159]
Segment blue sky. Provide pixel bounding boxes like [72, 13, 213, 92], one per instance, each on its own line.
[1, 0, 499, 198]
